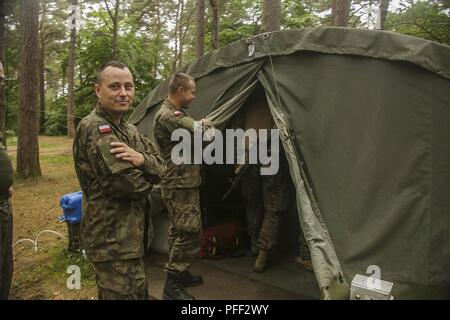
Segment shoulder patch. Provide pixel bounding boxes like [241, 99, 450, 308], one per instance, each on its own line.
[98, 124, 112, 134]
[174, 111, 183, 116]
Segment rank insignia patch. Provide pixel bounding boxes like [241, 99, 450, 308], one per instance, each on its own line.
[98, 124, 112, 134]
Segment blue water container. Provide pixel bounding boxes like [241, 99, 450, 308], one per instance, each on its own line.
[59, 191, 83, 224]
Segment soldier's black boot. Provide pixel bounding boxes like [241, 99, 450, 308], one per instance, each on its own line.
[162, 273, 195, 300]
[180, 271, 204, 287]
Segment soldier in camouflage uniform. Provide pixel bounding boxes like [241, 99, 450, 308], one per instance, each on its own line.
[231, 92, 311, 273]
[73, 61, 165, 300]
[153, 73, 212, 300]
[228, 94, 290, 273]
[0, 61, 14, 300]
[241, 150, 312, 272]
[240, 148, 290, 273]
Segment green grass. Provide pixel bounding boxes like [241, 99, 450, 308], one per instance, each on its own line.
[49, 245, 96, 285]
[6, 136, 17, 147]
[40, 154, 74, 165]
[6, 155, 73, 168]
[39, 142, 60, 149]
[5, 137, 65, 149]
[16, 243, 96, 296]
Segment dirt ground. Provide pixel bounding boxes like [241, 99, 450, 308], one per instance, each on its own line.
[7, 136, 97, 299]
[6, 136, 311, 300]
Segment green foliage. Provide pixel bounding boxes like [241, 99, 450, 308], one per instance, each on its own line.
[4, 76, 18, 132]
[75, 6, 166, 114]
[6, 132, 17, 147]
[219, 25, 260, 46]
[2, 0, 449, 140]
[385, 1, 450, 45]
[217, 0, 262, 46]
[44, 97, 66, 136]
[281, 0, 321, 29]
[4, 2, 20, 133]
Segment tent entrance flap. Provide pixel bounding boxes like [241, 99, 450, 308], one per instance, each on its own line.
[205, 76, 347, 297]
[207, 80, 259, 130]
[257, 70, 349, 298]
[202, 82, 315, 258]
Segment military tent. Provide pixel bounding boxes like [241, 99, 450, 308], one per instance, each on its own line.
[129, 27, 450, 299]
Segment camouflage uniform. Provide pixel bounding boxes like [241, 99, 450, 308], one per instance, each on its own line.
[73, 104, 165, 299]
[0, 134, 13, 300]
[229, 111, 308, 258]
[92, 258, 149, 300]
[241, 158, 290, 252]
[229, 107, 289, 253]
[153, 99, 203, 275]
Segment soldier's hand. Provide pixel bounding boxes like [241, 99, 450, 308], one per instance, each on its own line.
[110, 142, 145, 167]
[8, 187, 13, 198]
[201, 118, 213, 128]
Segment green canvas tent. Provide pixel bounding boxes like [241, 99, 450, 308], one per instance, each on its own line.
[129, 27, 450, 299]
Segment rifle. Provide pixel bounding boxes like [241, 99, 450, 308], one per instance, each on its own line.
[221, 163, 252, 201]
[221, 130, 274, 201]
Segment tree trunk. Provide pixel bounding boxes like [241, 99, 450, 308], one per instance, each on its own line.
[179, 0, 185, 66]
[112, 0, 120, 59]
[171, 0, 193, 70]
[104, 0, 120, 59]
[196, 0, 205, 58]
[330, 0, 337, 26]
[153, 0, 161, 78]
[38, 1, 46, 133]
[67, 0, 77, 138]
[17, 0, 41, 178]
[172, 1, 180, 72]
[378, 0, 390, 30]
[334, 0, 350, 27]
[261, 0, 281, 33]
[209, 0, 219, 50]
[0, 0, 7, 139]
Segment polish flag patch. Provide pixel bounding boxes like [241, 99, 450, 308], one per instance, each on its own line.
[174, 111, 183, 116]
[98, 124, 112, 134]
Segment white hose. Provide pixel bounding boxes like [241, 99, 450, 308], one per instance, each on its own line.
[13, 229, 65, 252]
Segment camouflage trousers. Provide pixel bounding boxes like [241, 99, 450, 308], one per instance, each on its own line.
[0, 199, 13, 300]
[92, 258, 149, 300]
[161, 187, 202, 275]
[241, 165, 289, 252]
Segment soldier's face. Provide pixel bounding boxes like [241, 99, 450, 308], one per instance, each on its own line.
[95, 66, 134, 117]
[179, 80, 196, 109]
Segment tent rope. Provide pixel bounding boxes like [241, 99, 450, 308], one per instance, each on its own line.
[263, 34, 283, 111]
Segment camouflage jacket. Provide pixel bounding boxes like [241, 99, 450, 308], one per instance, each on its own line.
[153, 99, 202, 189]
[73, 104, 165, 262]
[0, 133, 13, 199]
